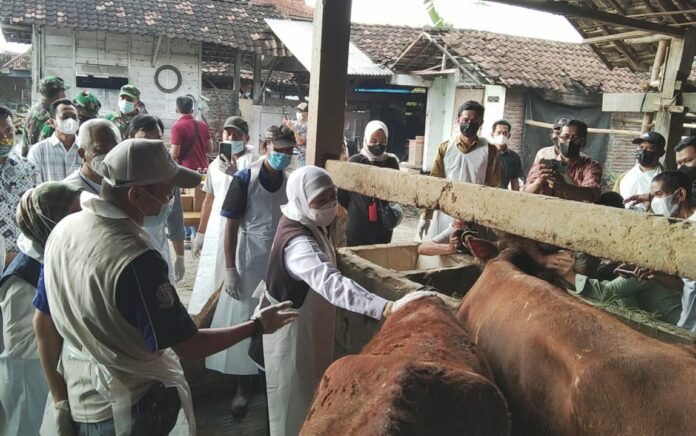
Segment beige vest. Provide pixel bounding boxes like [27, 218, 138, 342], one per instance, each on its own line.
[44, 196, 195, 434]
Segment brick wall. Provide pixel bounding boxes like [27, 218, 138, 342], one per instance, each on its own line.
[502, 87, 527, 154]
[604, 112, 643, 188]
[202, 88, 237, 144]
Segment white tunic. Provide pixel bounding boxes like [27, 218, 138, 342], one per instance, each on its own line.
[618, 164, 662, 207]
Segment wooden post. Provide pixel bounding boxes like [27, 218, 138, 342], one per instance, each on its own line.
[654, 30, 696, 169]
[641, 39, 668, 133]
[305, 0, 353, 167]
[253, 54, 263, 105]
[232, 49, 242, 116]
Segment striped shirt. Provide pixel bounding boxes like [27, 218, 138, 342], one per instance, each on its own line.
[27, 134, 81, 183]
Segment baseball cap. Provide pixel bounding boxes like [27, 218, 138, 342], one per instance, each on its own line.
[552, 118, 569, 130]
[296, 102, 308, 112]
[264, 125, 296, 148]
[632, 131, 666, 149]
[223, 116, 249, 135]
[101, 139, 201, 188]
[119, 84, 141, 99]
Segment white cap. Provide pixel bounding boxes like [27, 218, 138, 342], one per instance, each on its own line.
[101, 139, 201, 188]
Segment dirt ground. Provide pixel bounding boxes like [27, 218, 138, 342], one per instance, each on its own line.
[171, 208, 420, 434]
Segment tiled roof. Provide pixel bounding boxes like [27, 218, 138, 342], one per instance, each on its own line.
[350, 23, 424, 65]
[0, 50, 31, 70]
[0, 0, 283, 54]
[442, 30, 643, 93]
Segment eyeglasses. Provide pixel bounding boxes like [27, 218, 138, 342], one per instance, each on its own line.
[560, 134, 585, 141]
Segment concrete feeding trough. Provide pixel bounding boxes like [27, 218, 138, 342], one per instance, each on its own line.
[334, 242, 696, 358]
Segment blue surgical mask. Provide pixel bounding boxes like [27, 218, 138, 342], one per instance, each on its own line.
[118, 100, 135, 114]
[268, 150, 292, 170]
[230, 140, 246, 155]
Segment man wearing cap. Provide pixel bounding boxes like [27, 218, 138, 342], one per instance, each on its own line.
[39, 138, 297, 434]
[206, 125, 295, 418]
[105, 84, 142, 139]
[24, 76, 69, 146]
[73, 90, 102, 124]
[189, 116, 260, 316]
[27, 99, 82, 183]
[613, 131, 665, 208]
[284, 102, 308, 167]
[170, 95, 212, 171]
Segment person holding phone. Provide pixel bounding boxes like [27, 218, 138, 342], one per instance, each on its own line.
[189, 116, 260, 315]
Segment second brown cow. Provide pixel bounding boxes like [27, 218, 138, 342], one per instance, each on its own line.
[458, 249, 696, 435]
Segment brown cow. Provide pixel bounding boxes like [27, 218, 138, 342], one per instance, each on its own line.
[458, 248, 696, 435]
[301, 296, 510, 436]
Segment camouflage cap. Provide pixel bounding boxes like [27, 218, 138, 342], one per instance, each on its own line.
[39, 76, 69, 95]
[119, 84, 140, 100]
[74, 91, 102, 115]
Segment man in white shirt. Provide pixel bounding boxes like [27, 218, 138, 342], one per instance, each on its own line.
[613, 131, 665, 209]
[27, 99, 81, 182]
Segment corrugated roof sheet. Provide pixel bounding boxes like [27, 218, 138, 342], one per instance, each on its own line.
[265, 19, 392, 77]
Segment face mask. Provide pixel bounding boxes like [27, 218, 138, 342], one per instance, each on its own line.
[0, 137, 13, 158]
[679, 165, 696, 183]
[57, 118, 79, 135]
[88, 153, 107, 176]
[559, 140, 580, 159]
[309, 200, 337, 227]
[368, 145, 386, 156]
[230, 140, 246, 155]
[635, 148, 658, 167]
[493, 135, 508, 146]
[296, 112, 304, 122]
[143, 197, 175, 229]
[135, 187, 168, 218]
[118, 100, 135, 114]
[459, 121, 480, 138]
[650, 191, 679, 217]
[268, 150, 292, 170]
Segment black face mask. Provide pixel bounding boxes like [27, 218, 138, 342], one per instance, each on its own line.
[368, 145, 386, 156]
[635, 148, 658, 167]
[679, 164, 696, 183]
[459, 121, 480, 137]
[559, 139, 581, 159]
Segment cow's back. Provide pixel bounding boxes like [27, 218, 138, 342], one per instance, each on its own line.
[302, 297, 510, 436]
[458, 249, 696, 435]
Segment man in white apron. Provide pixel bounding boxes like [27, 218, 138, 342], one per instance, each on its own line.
[207, 125, 295, 418]
[41, 138, 297, 435]
[189, 116, 260, 315]
[417, 100, 500, 240]
[613, 131, 665, 210]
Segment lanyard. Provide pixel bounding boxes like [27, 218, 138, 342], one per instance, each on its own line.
[79, 174, 100, 194]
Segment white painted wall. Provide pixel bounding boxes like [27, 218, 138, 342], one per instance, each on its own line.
[422, 74, 456, 171]
[481, 84, 507, 140]
[35, 26, 202, 131]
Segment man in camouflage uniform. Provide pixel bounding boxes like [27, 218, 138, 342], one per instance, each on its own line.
[104, 84, 142, 139]
[24, 76, 69, 146]
[73, 91, 102, 123]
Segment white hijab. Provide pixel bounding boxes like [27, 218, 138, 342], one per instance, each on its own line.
[360, 120, 390, 162]
[281, 166, 337, 263]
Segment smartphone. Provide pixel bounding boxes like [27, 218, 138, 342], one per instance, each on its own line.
[540, 159, 568, 174]
[220, 141, 232, 160]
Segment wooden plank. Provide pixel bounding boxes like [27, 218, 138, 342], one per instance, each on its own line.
[326, 160, 696, 280]
[485, 0, 684, 36]
[306, 0, 353, 167]
[524, 119, 640, 136]
[582, 30, 651, 44]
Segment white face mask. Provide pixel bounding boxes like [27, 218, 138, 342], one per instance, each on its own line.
[309, 200, 337, 227]
[650, 191, 679, 217]
[296, 112, 304, 122]
[118, 100, 135, 114]
[493, 134, 508, 146]
[57, 118, 79, 135]
[88, 153, 107, 176]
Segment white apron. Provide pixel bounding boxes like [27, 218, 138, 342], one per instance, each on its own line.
[189, 152, 259, 315]
[261, 285, 336, 436]
[427, 138, 489, 239]
[618, 164, 662, 207]
[206, 161, 287, 375]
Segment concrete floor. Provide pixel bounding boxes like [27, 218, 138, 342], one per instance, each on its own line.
[171, 210, 420, 434]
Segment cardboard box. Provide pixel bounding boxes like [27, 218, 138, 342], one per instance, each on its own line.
[181, 195, 194, 211]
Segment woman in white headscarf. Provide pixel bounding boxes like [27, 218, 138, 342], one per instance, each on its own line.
[255, 165, 436, 436]
[337, 120, 400, 246]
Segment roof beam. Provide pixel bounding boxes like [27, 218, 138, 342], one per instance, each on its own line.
[582, 30, 651, 44]
[485, 0, 684, 37]
[628, 8, 696, 18]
